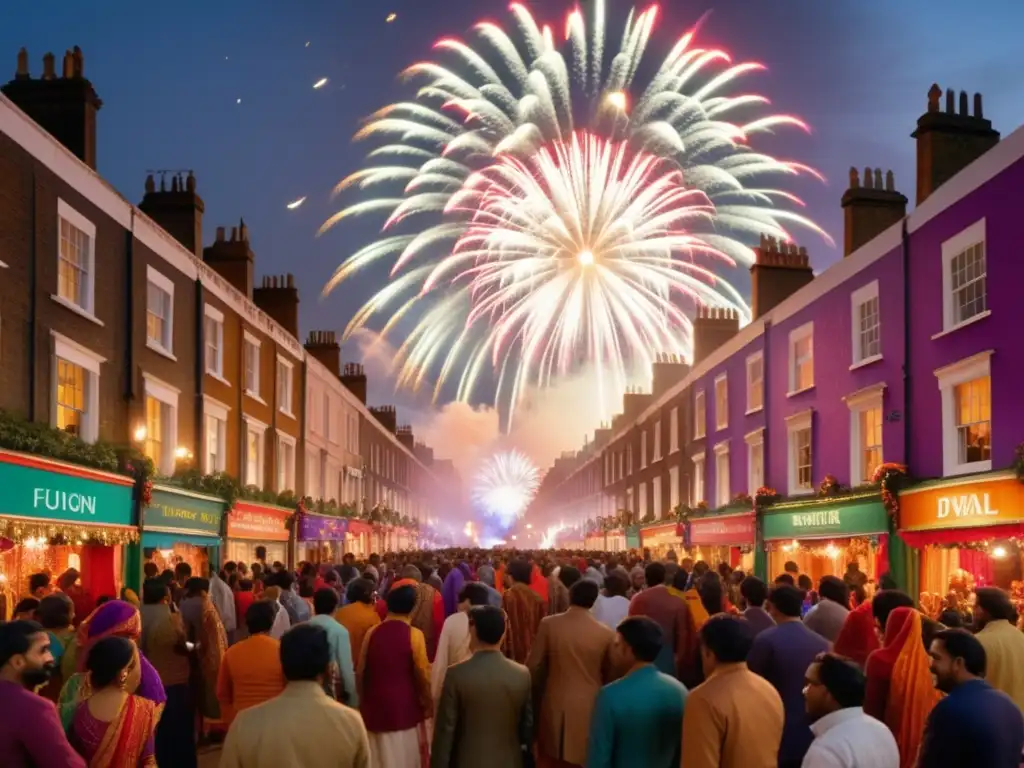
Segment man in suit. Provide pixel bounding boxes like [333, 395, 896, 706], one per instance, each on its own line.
[528, 579, 616, 768]
[431, 605, 533, 768]
[219, 623, 370, 768]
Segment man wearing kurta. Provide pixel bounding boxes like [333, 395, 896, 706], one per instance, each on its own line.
[628, 562, 700, 687]
[586, 616, 687, 768]
[973, 587, 1024, 710]
[216, 600, 286, 726]
[309, 587, 358, 707]
[386, 567, 445, 662]
[528, 579, 615, 768]
[503, 558, 548, 665]
[681, 615, 784, 768]
[336, 578, 382, 664]
[359, 584, 433, 768]
[220, 623, 370, 768]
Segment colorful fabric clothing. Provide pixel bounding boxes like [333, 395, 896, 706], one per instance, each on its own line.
[0, 679, 86, 768]
[389, 579, 445, 662]
[139, 603, 190, 688]
[358, 617, 432, 734]
[975, 618, 1024, 710]
[430, 611, 471, 704]
[368, 725, 429, 768]
[833, 600, 880, 667]
[336, 600, 382, 664]
[309, 614, 359, 708]
[917, 679, 1024, 768]
[441, 567, 467, 617]
[194, 594, 228, 719]
[215, 633, 285, 725]
[71, 694, 158, 767]
[529, 565, 550, 605]
[502, 582, 547, 665]
[628, 585, 699, 686]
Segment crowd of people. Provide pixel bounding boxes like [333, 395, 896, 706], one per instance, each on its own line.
[1, 547, 1023, 767]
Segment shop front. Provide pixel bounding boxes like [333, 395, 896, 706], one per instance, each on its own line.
[688, 512, 756, 572]
[296, 513, 346, 564]
[898, 471, 1024, 619]
[346, 519, 373, 558]
[584, 531, 605, 551]
[606, 528, 626, 553]
[226, 501, 290, 568]
[641, 522, 683, 559]
[760, 494, 891, 587]
[0, 451, 136, 617]
[141, 485, 225, 583]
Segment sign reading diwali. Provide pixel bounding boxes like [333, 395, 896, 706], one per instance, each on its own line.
[298, 514, 347, 542]
[762, 500, 888, 540]
[689, 513, 755, 546]
[144, 487, 224, 535]
[899, 473, 1024, 531]
[228, 502, 290, 542]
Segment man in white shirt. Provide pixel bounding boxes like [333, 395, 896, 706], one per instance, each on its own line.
[802, 652, 898, 768]
[431, 582, 491, 703]
[592, 571, 630, 631]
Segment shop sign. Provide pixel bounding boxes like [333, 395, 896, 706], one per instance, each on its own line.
[347, 520, 373, 536]
[227, 502, 290, 542]
[690, 513, 755, 546]
[0, 452, 133, 526]
[762, 499, 888, 540]
[298, 514, 347, 541]
[641, 523, 681, 543]
[899, 473, 1024, 532]
[144, 487, 223, 535]
[625, 525, 641, 549]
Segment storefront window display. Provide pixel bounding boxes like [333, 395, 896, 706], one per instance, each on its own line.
[898, 471, 1024, 620]
[0, 451, 137, 618]
[606, 529, 627, 553]
[296, 513, 346, 564]
[140, 485, 225, 589]
[688, 512, 756, 572]
[761, 494, 890, 587]
[346, 520, 373, 558]
[226, 501, 290, 568]
[641, 523, 683, 559]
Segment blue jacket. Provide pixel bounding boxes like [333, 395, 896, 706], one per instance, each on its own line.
[918, 679, 1023, 768]
[586, 665, 687, 768]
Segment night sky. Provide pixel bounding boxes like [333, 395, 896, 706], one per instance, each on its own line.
[4, 0, 1023, 426]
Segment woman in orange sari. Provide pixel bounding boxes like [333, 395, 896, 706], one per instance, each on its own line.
[70, 636, 158, 767]
[864, 607, 940, 767]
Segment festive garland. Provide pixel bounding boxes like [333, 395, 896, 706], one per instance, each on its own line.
[1014, 443, 1024, 483]
[871, 462, 909, 517]
[754, 486, 781, 510]
[0, 519, 139, 547]
[818, 474, 845, 497]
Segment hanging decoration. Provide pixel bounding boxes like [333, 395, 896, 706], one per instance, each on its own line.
[818, 474, 845, 497]
[754, 486, 780, 511]
[872, 462, 908, 517]
[0, 519, 138, 546]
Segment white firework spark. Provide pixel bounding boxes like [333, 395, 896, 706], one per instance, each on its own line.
[472, 450, 541, 527]
[322, 1, 829, 422]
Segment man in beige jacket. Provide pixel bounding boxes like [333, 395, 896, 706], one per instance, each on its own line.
[528, 579, 616, 768]
[219, 624, 369, 768]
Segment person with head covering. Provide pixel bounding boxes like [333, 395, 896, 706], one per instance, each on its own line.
[441, 562, 473, 617]
[864, 607, 940, 767]
[380, 566, 445, 662]
[833, 599, 881, 667]
[57, 599, 167, 733]
[70, 636, 159, 766]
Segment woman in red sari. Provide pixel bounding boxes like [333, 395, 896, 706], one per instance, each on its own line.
[834, 599, 881, 667]
[71, 636, 158, 767]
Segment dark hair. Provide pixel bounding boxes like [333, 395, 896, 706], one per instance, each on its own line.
[298, 580, 315, 599]
[975, 587, 1018, 624]
[142, 578, 170, 606]
[246, 601, 277, 635]
[277, 571, 295, 591]
[784, 561, 799, 574]
[159, 570, 175, 585]
[700, 615, 754, 663]
[617, 616, 663, 663]
[238, 579, 254, 592]
[815, 652, 866, 708]
[143, 562, 159, 579]
[508, 558, 533, 585]
[346, 578, 375, 606]
[185, 577, 210, 597]
[740, 576, 768, 608]
[698, 572, 724, 617]
[468, 605, 505, 645]
[174, 562, 192, 580]
[37, 594, 73, 629]
[570, 579, 600, 609]
[458, 582, 490, 607]
[13, 598, 40, 616]
[644, 562, 666, 588]
[280, 624, 330, 681]
[871, 590, 915, 632]
[671, 568, 689, 591]
[29, 573, 50, 594]
[255, 545, 267, 560]
[818, 576, 850, 606]
[386, 585, 418, 616]
[774, 573, 796, 586]
[605, 571, 629, 598]
[933, 628, 987, 677]
[879, 573, 898, 591]
[313, 587, 339, 616]
[558, 566, 581, 590]
[797, 574, 813, 591]
[0, 620, 46, 667]
[938, 610, 963, 628]
[767, 585, 805, 618]
[224, 561, 237, 574]
[86, 636, 135, 689]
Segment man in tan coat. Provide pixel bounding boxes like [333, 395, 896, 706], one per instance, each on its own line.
[528, 579, 615, 768]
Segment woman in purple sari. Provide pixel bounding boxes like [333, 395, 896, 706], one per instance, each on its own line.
[58, 600, 167, 733]
[441, 563, 474, 616]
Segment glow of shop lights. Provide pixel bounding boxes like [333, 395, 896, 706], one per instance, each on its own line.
[825, 544, 840, 559]
[992, 545, 1008, 559]
[133, 425, 147, 442]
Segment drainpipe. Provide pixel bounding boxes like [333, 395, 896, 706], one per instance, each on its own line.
[194, 279, 204, 471]
[28, 171, 37, 420]
[125, 210, 135, 409]
[754, 318, 771, 581]
[890, 216, 913, 594]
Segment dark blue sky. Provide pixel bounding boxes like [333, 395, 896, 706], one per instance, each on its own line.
[5, 0, 1023, 412]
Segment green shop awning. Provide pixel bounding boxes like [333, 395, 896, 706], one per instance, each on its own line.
[142, 530, 221, 550]
[762, 496, 889, 541]
[142, 485, 226, 536]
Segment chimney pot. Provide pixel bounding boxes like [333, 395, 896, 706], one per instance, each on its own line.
[848, 167, 859, 189]
[230, 226, 238, 242]
[42, 52, 55, 80]
[863, 166, 873, 189]
[72, 46, 83, 77]
[171, 175, 179, 192]
[945, 88, 955, 113]
[62, 50, 73, 78]
[873, 168, 882, 188]
[145, 174, 155, 194]
[927, 83, 941, 112]
[186, 171, 196, 193]
[16, 48, 28, 78]
[216, 226, 225, 242]
[959, 90, 969, 116]
[885, 170, 895, 191]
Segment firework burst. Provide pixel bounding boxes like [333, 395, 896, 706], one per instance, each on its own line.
[323, 1, 829, 421]
[472, 450, 541, 527]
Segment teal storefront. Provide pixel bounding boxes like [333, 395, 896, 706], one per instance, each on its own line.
[136, 484, 226, 588]
[758, 494, 895, 585]
[0, 450, 136, 610]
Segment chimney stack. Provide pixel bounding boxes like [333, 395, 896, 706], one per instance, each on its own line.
[139, 171, 205, 258]
[203, 219, 254, 297]
[840, 168, 907, 256]
[254, 273, 300, 339]
[749, 235, 814, 319]
[396, 425, 415, 452]
[2, 47, 102, 169]
[651, 353, 689, 397]
[622, 387, 653, 421]
[341, 363, 367, 404]
[305, 331, 341, 377]
[369, 405, 397, 434]
[692, 306, 740, 365]
[913, 84, 999, 206]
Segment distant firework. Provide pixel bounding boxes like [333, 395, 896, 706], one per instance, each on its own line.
[472, 450, 541, 526]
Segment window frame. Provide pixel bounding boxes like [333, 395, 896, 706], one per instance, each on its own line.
[653, 421, 662, 462]
[145, 265, 175, 359]
[203, 396, 229, 475]
[845, 384, 885, 486]
[243, 330, 262, 400]
[935, 351, 993, 477]
[204, 304, 226, 381]
[54, 199, 98, 320]
[243, 415, 268, 488]
[714, 373, 729, 431]
[640, 429, 648, 468]
[745, 428, 764, 495]
[142, 373, 180, 476]
[850, 280, 882, 369]
[714, 441, 730, 508]
[276, 430, 297, 493]
[51, 331, 104, 444]
[691, 450, 706, 505]
[276, 356, 295, 417]
[746, 352, 764, 414]
[694, 389, 706, 439]
[669, 407, 679, 453]
[788, 322, 815, 396]
[940, 218, 989, 334]
[786, 409, 814, 495]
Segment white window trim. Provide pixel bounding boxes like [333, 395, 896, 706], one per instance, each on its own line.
[844, 383, 886, 486]
[691, 451, 706, 505]
[276, 355, 295, 418]
[50, 330, 104, 444]
[788, 322, 815, 396]
[850, 280, 882, 369]
[745, 428, 764, 495]
[54, 198, 98, 320]
[143, 373, 179, 476]
[204, 304, 228, 383]
[714, 373, 729, 431]
[276, 430, 297, 493]
[694, 390, 706, 439]
[243, 330, 264, 402]
[939, 218, 990, 336]
[786, 408, 814, 496]
[202, 395, 230, 474]
[746, 352, 764, 414]
[243, 414, 269, 489]
[935, 350, 993, 477]
[669, 407, 679, 453]
[640, 429, 648, 468]
[714, 441, 730, 508]
[652, 421, 662, 462]
[145, 265, 176, 360]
